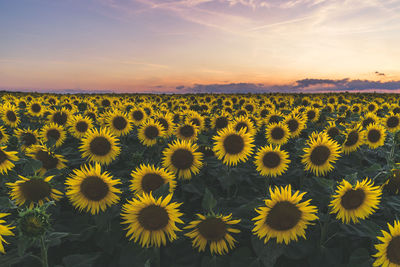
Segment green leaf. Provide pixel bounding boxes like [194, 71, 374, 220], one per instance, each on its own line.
[251, 236, 284, 267]
[348, 248, 372, 267]
[62, 253, 100, 267]
[202, 188, 217, 212]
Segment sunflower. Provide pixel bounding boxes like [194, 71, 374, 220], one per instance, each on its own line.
[26, 145, 67, 175]
[301, 132, 341, 176]
[284, 113, 306, 138]
[130, 164, 176, 195]
[384, 112, 400, 133]
[365, 123, 386, 149]
[213, 126, 254, 166]
[0, 146, 19, 174]
[155, 112, 174, 137]
[0, 126, 9, 144]
[174, 122, 198, 142]
[265, 110, 283, 125]
[185, 213, 240, 255]
[211, 113, 231, 131]
[342, 125, 365, 154]
[48, 108, 70, 127]
[232, 116, 256, 136]
[185, 111, 205, 132]
[265, 122, 291, 145]
[361, 112, 380, 129]
[304, 107, 320, 123]
[28, 101, 45, 117]
[65, 163, 121, 214]
[0, 213, 15, 254]
[384, 166, 400, 194]
[7, 175, 63, 208]
[138, 119, 165, 147]
[254, 145, 290, 177]
[373, 220, 400, 267]
[129, 107, 147, 126]
[252, 185, 318, 244]
[121, 193, 183, 247]
[324, 121, 340, 140]
[40, 122, 66, 147]
[79, 127, 120, 165]
[162, 140, 203, 179]
[329, 178, 381, 224]
[15, 128, 39, 151]
[1, 104, 20, 128]
[106, 111, 132, 137]
[68, 115, 94, 139]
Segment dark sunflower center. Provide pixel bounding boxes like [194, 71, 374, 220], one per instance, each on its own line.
[271, 127, 284, 140]
[0, 150, 8, 164]
[36, 150, 59, 170]
[112, 116, 128, 130]
[287, 119, 299, 132]
[235, 122, 248, 133]
[310, 145, 331, 166]
[368, 104, 375, 111]
[46, 129, 60, 142]
[262, 152, 281, 168]
[223, 134, 244, 155]
[362, 118, 374, 128]
[89, 137, 112, 156]
[179, 125, 194, 137]
[215, 117, 228, 129]
[387, 236, 400, 264]
[80, 176, 109, 201]
[31, 104, 41, 113]
[340, 188, 365, 210]
[394, 107, 400, 114]
[387, 116, 399, 128]
[269, 115, 280, 124]
[53, 112, 67, 125]
[171, 149, 194, 170]
[102, 99, 110, 107]
[198, 217, 227, 241]
[141, 173, 164, 193]
[138, 205, 169, 230]
[307, 111, 316, 120]
[76, 121, 88, 133]
[20, 179, 51, 202]
[260, 110, 268, 118]
[156, 118, 169, 131]
[386, 174, 400, 194]
[327, 127, 339, 139]
[132, 110, 144, 121]
[367, 129, 381, 143]
[6, 111, 17, 122]
[344, 131, 358, 147]
[353, 106, 359, 112]
[22, 133, 37, 146]
[144, 126, 159, 139]
[0, 131, 3, 140]
[266, 201, 302, 231]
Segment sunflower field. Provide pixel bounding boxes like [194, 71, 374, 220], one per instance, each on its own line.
[1, 92, 400, 267]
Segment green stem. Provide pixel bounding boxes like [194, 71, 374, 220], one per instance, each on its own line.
[40, 236, 48, 267]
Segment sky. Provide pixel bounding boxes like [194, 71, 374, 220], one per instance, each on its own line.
[1, 0, 400, 93]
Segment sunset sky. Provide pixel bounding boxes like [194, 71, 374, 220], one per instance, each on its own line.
[1, 0, 400, 92]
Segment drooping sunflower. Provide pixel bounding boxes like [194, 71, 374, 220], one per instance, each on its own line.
[28, 101, 45, 117]
[65, 163, 121, 214]
[373, 220, 400, 267]
[79, 127, 120, 165]
[301, 132, 341, 176]
[47, 108, 71, 127]
[162, 140, 203, 179]
[26, 145, 67, 175]
[7, 175, 63, 208]
[213, 126, 254, 166]
[121, 193, 183, 247]
[174, 122, 198, 142]
[384, 112, 400, 133]
[129, 107, 148, 126]
[254, 145, 290, 177]
[0, 213, 15, 254]
[40, 122, 66, 147]
[0, 146, 19, 174]
[138, 119, 165, 147]
[252, 185, 318, 244]
[1, 104, 20, 128]
[185, 213, 240, 255]
[265, 122, 291, 145]
[329, 178, 381, 224]
[68, 115, 94, 139]
[106, 111, 132, 137]
[130, 164, 176, 195]
[0, 126, 9, 144]
[15, 128, 39, 151]
[342, 125, 365, 154]
[365, 123, 386, 149]
[284, 113, 306, 138]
